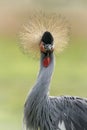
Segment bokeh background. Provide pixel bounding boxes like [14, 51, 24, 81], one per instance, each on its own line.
[0, 0, 87, 130]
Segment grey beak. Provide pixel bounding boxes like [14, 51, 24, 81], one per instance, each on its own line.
[44, 44, 52, 51]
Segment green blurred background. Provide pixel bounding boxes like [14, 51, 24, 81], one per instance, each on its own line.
[0, 0, 87, 130]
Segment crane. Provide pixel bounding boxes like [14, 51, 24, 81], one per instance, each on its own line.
[20, 11, 87, 130]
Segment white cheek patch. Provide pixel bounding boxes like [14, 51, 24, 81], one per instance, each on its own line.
[58, 121, 66, 130]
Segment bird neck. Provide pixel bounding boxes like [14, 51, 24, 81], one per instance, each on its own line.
[24, 52, 55, 129]
[31, 52, 55, 99]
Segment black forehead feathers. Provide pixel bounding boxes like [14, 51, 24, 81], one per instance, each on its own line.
[41, 31, 54, 44]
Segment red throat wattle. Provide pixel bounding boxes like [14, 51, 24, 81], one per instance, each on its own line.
[43, 57, 51, 67]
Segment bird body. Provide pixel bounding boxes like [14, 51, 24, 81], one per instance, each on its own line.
[24, 36, 87, 130]
[20, 12, 87, 130]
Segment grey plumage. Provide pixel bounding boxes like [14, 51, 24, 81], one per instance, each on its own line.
[24, 32, 87, 130]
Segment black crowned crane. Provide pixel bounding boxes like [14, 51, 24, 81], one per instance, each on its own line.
[20, 11, 87, 130]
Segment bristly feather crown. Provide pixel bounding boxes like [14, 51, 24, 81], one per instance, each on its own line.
[19, 10, 70, 57]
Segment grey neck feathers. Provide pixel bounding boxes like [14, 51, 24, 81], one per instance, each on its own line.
[30, 52, 54, 100]
[24, 53, 55, 130]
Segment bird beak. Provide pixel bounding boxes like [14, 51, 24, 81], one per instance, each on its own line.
[40, 42, 54, 53]
[44, 44, 52, 51]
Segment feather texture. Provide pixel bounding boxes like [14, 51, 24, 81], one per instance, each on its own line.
[20, 11, 69, 56]
[50, 96, 87, 130]
[24, 52, 87, 130]
[22, 10, 87, 130]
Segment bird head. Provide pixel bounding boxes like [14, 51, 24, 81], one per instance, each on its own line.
[19, 11, 69, 58]
[40, 31, 54, 54]
[39, 31, 54, 67]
